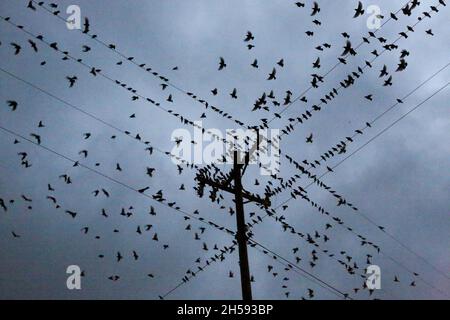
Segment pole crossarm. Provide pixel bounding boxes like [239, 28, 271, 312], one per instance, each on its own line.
[196, 175, 271, 208]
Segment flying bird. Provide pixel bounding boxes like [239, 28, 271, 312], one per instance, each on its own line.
[267, 68, 277, 80]
[353, 1, 365, 18]
[66, 76, 78, 87]
[146, 167, 155, 177]
[311, 2, 320, 16]
[6, 100, 18, 111]
[383, 76, 393, 86]
[10, 42, 21, 55]
[30, 133, 41, 145]
[379, 65, 388, 77]
[28, 39, 38, 52]
[218, 57, 226, 70]
[244, 31, 254, 42]
[82, 17, 90, 34]
[230, 88, 238, 99]
[341, 40, 356, 56]
[0, 198, 7, 212]
[312, 57, 321, 68]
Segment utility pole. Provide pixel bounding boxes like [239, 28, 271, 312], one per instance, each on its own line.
[195, 138, 271, 300]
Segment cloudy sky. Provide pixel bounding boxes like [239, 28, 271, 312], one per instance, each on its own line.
[0, 0, 449, 300]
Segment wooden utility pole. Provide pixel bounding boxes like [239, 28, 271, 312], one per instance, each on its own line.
[195, 140, 270, 300]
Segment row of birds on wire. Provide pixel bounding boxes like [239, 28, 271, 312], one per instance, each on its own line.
[9, 0, 443, 218]
[1, 12, 359, 226]
[0, 0, 400, 278]
[1, 94, 422, 299]
[1, 0, 442, 298]
[3, 0, 437, 270]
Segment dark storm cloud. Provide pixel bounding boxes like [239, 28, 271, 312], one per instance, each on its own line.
[0, 0, 449, 299]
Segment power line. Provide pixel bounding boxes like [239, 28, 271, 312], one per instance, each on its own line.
[0, 66, 201, 170]
[2, 29, 445, 300]
[160, 243, 238, 299]
[162, 234, 354, 300]
[272, 60, 450, 198]
[248, 237, 353, 299]
[28, 0, 246, 128]
[0, 124, 237, 241]
[276, 1, 446, 139]
[0, 14, 365, 299]
[260, 61, 450, 285]
[0, 15, 234, 151]
[234, 78, 450, 298]
[14, 3, 362, 208]
[3, 0, 446, 298]
[270, 0, 418, 122]
[270, 81, 450, 297]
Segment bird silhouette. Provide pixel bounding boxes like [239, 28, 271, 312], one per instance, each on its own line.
[379, 65, 388, 77]
[6, 100, 18, 111]
[27, 0, 36, 10]
[138, 186, 150, 194]
[28, 39, 38, 52]
[353, 1, 365, 18]
[66, 76, 78, 87]
[30, 133, 41, 144]
[10, 42, 21, 55]
[312, 57, 321, 69]
[244, 31, 254, 42]
[146, 167, 155, 177]
[396, 59, 408, 72]
[218, 57, 226, 70]
[383, 76, 393, 86]
[341, 40, 356, 56]
[230, 88, 238, 99]
[82, 17, 90, 34]
[267, 68, 277, 80]
[311, 2, 320, 16]
[0, 198, 7, 212]
[66, 210, 77, 218]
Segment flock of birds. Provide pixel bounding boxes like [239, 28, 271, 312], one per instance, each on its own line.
[0, 0, 447, 299]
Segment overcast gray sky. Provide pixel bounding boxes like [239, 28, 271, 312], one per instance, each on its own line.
[0, 0, 449, 300]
